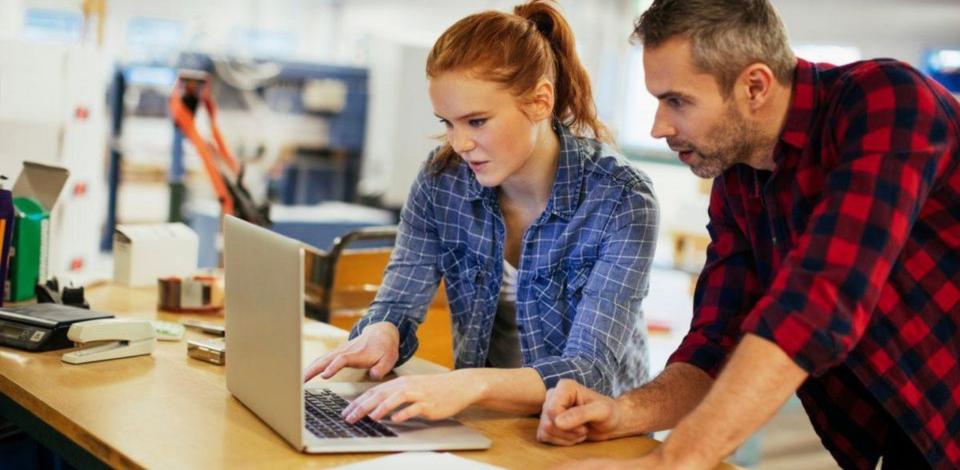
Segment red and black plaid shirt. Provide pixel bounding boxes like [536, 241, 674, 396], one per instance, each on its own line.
[668, 58, 960, 469]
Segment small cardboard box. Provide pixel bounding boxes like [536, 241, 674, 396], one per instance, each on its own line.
[113, 223, 198, 287]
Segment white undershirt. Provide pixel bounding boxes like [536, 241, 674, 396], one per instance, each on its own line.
[500, 260, 518, 303]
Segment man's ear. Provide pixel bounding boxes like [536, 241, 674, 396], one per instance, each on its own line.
[738, 63, 775, 112]
[525, 78, 555, 122]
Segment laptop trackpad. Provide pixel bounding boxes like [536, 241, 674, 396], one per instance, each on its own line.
[385, 416, 462, 431]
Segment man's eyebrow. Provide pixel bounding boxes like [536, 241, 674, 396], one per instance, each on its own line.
[654, 91, 692, 101]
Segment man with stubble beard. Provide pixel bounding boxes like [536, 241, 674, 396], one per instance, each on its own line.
[537, 1, 960, 469]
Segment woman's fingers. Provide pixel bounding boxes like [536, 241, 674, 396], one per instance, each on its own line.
[368, 349, 398, 380]
[302, 352, 333, 382]
[306, 324, 401, 383]
[368, 390, 411, 421]
[322, 349, 379, 379]
[390, 402, 425, 423]
[341, 386, 373, 420]
[319, 353, 353, 379]
[342, 383, 394, 423]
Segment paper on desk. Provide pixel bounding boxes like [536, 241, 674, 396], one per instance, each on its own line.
[334, 452, 503, 469]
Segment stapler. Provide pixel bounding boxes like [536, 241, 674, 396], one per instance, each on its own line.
[61, 319, 156, 364]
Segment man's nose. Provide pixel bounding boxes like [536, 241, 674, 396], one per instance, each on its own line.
[650, 106, 676, 139]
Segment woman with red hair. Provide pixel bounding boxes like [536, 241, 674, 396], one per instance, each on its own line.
[305, 0, 658, 425]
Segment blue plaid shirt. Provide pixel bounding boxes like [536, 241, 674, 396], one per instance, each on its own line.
[351, 123, 658, 396]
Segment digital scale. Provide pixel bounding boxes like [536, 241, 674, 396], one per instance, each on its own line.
[0, 304, 114, 351]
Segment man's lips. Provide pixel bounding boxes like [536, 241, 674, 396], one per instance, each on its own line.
[675, 150, 695, 164]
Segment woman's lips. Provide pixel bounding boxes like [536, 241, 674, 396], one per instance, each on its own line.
[467, 161, 489, 172]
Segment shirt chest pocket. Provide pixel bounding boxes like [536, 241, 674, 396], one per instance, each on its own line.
[531, 262, 593, 349]
[564, 262, 593, 302]
[532, 262, 593, 302]
[438, 248, 482, 317]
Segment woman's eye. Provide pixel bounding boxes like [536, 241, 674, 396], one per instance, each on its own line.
[439, 119, 452, 129]
[468, 118, 487, 128]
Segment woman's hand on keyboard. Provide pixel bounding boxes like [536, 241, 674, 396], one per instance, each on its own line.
[303, 322, 400, 382]
[340, 370, 481, 424]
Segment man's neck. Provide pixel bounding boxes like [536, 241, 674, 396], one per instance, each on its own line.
[749, 79, 794, 172]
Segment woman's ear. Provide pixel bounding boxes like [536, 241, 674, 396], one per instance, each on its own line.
[525, 78, 555, 122]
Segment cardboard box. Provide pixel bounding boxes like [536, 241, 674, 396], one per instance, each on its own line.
[113, 223, 199, 287]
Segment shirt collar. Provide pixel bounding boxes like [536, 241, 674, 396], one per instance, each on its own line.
[466, 120, 585, 220]
[778, 58, 819, 156]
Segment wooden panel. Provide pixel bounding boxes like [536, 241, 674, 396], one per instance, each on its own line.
[329, 248, 453, 368]
[329, 248, 447, 309]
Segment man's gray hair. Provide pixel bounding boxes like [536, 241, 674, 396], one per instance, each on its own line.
[634, 0, 796, 96]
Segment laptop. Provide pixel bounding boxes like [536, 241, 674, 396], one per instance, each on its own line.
[223, 215, 491, 453]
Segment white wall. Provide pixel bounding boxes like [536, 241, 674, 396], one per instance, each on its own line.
[329, 0, 636, 128]
[0, 0, 22, 39]
[4, 0, 958, 207]
[0, 0, 955, 278]
[5, 0, 639, 205]
[9, 0, 956, 145]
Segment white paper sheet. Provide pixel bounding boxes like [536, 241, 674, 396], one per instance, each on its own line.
[334, 452, 504, 470]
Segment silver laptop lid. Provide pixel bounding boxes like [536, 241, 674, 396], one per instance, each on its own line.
[224, 215, 306, 450]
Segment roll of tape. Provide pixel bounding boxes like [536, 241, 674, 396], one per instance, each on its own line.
[158, 274, 223, 312]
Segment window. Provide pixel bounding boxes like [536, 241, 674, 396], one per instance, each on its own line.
[126, 18, 184, 61]
[792, 45, 862, 65]
[924, 49, 960, 94]
[228, 29, 298, 59]
[23, 8, 82, 43]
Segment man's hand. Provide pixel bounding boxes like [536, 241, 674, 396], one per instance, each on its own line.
[303, 322, 400, 382]
[341, 370, 483, 423]
[537, 379, 624, 445]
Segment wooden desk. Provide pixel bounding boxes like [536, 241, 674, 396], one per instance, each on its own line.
[0, 284, 737, 469]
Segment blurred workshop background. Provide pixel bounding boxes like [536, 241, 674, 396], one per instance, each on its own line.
[0, 1, 957, 467]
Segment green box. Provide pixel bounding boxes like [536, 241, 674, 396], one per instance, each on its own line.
[5, 162, 68, 303]
[8, 197, 45, 302]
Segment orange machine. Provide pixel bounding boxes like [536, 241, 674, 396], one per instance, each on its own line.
[169, 70, 269, 226]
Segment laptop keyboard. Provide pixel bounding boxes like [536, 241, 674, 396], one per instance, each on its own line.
[304, 389, 398, 439]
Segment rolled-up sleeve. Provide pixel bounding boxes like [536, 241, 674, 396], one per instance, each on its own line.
[532, 178, 659, 395]
[350, 164, 442, 367]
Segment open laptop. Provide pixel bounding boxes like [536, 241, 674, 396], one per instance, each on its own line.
[223, 215, 491, 453]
